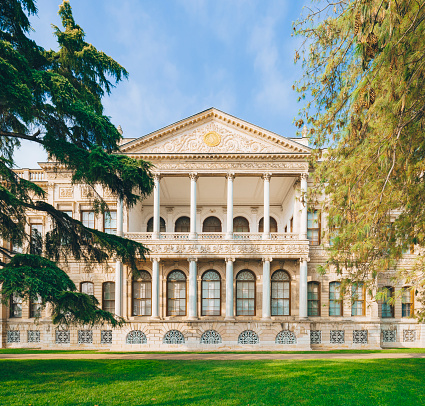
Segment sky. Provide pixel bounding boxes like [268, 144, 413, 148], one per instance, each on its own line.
[15, 0, 307, 168]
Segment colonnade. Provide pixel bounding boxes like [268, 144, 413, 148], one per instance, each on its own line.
[115, 172, 310, 320]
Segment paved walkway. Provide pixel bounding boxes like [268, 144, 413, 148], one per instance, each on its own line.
[1, 352, 425, 360]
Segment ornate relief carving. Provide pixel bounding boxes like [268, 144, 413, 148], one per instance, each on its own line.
[143, 123, 290, 154]
[59, 187, 73, 198]
[81, 186, 93, 198]
[103, 189, 117, 198]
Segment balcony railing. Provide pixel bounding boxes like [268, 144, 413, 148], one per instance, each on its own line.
[125, 232, 299, 241]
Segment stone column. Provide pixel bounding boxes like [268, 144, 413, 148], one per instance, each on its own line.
[262, 257, 272, 319]
[262, 173, 271, 239]
[299, 258, 308, 318]
[188, 257, 198, 319]
[151, 258, 160, 319]
[225, 257, 235, 320]
[300, 173, 308, 240]
[226, 173, 234, 240]
[189, 173, 198, 239]
[115, 198, 124, 316]
[153, 174, 161, 239]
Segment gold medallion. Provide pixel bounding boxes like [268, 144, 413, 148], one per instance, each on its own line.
[203, 131, 221, 147]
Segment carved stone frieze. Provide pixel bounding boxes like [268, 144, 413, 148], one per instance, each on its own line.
[59, 187, 73, 198]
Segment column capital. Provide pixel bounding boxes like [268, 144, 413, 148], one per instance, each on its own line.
[153, 173, 162, 181]
[262, 256, 273, 263]
[226, 172, 235, 180]
[300, 173, 309, 181]
[187, 257, 198, 262]
[225, 257, 235, 263]
[262, 172, 272, 181]
[151, 257, 161, 263]
[189, 172, 199, 181]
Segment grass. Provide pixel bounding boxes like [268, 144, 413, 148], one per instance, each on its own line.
[1, 347, 425, 354]
[0, 359, 424, 405]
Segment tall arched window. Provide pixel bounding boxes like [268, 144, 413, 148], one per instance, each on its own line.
[233, 216, 250, 232]
[133, 271, 152, 316]
[329, 281, 342, 316]
[202, 216, 222, 232]
[167, 270, 186, 316]
[259, 217, 278, 232]
[308, 282, 320, 316]
[271, 270, 290, 316]
[80, 282, 94, 295]
[175, 216, 190, 232]
[102, 282, 115, 313]
[201, 270, 221, 316]
[147, 217, 166, 232]
[236, 270, 255, 316]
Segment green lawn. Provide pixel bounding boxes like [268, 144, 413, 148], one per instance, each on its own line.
[0, 359, 424, 405]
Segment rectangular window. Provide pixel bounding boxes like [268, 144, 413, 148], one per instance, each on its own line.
[30, 224, 43, 255]
[329, 282, 342, 316]
[80, 282, 94, 296]
[10, 293, 22, 318]
[236, 281, 255, 316]
[381, 286, 394, 318]
[307, 210, 320, 245]
[133, 280, 152, 316]
[290, 217, 293, 233]
[104, 211, 117, 234]
[30, 295, 42, 318]
[402, 287, 414, 318]
[351, 283, 365, 316]
[308, 282, 320, 316]
[81, 211, 95, 228]
[61, 210, 73, 218]
[102, 282, 115, 313]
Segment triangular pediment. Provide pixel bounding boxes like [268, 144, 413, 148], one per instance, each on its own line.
[120, 108, 310, 155]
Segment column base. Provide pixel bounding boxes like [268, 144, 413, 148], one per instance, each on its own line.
[224, 317, 235, 321]
[149, 316, 161, 321]
[187, 317, 199, 321]
[225, 233, 233, 240]
[189, 233, 198, 240]
[262, 233, 270, 240]
[261, 317, 272, 322]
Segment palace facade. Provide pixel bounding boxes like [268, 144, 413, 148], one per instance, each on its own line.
[2, 108, 423, 350]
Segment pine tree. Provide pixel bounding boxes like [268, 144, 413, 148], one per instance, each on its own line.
[0, 0, 153, 326]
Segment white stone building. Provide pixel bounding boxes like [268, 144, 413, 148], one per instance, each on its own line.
[2, 108, 423, 350]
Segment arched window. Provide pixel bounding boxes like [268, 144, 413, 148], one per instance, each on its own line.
[163, 329, 185, 344]
[200, 330, 222, 344]
[201, 270, 221, 316]
[80, 282, 94, 295]
[132, 271, 152, 316]
[258, 217, 278, 232]
[236, 270, 255, 316]
[329, 282, 342, 316]
[126, 330, 147, 344]
[202, 216, 222, 232]
[175, 216, 190, 232]
[308, 282, 320, 316]
[147, 217, 166, 232]
[233, 216, 250, 232]
[102, 282, 115, 313]
[167, 270, 186, 316]
[271, 270, 290, 316]
[381, 286, 394, 318]
[238, 330, 259, 344]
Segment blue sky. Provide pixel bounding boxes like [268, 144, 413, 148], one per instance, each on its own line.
[15, 0, 307, 168]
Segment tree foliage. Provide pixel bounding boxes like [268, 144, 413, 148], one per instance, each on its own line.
[295, 0, 425, 318]
[0, 1, 153, 326]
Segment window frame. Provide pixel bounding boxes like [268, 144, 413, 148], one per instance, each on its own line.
[381, 286, 395, 318]
[258, 217, 278, 233]
[81, 210, 95, 229]
[202, 216, 222, 233]
[201, 270, 221, 316]
[329, 281, 343, 316]
[166, 270, 187, 316]
[174, 216, 190, 233]
[233, 216, 250, 233]
[10, 293, 22, 318]
[103, 210, 117, 234]
[80, 281, 94, 296]
[30, 223, 43, 255]
[307, 210, 321, 245]
[102, 282, 115, 313]
[132, 271, 152, 316]
[270, 270, 291, 316]
[30, 295, 42, 318]
[236, 270, 256, 316]
[402, 286, 414, 318]
[307, 281, 321, 317]
[351, 282, 366, 316]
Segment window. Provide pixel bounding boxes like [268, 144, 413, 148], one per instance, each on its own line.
[271, 270, 290, 316]
[307, 210, 321, 245]
[381, 286, 394, 318]
[167, 270, 186, 316]
[133, 271, 152, 316]
[233, 216, 250, 232]
[30, 295, 42, 318]
[104, 211, 117, 234]
[351, 283, 365, 316]
[402, 287, 414, 318]
[30, 224, 43, 255]
[290, 217, 293, 233]
[201, 270, 221, 316]
[308, 282, 320, 316]
[329, 282, 342, 316]
[61, 210, 73, 218]
[175, 217, 190, 232]
[147, 217, 166, 232]
[80, 282, 94, 296]
[10, 293, 22, 318]
[259, 217, 278, 232]
[81, 211, 95, 228]
[236, 270, 255, 316]
[202, 217, 222, 232]
[102, 282, 115, 313]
